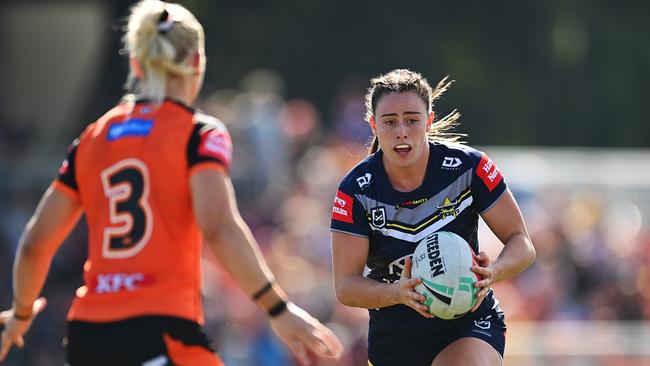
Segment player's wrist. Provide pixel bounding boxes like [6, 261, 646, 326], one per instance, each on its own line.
[250, 280, 275, 301]
[266, 298, 290, 317]
[12, 300, 33, 321]
[389, 282, 401, 305]
[13, 299, 34, 320]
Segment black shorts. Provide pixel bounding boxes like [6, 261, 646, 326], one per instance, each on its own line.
[368, 306, 506, 366]
[66, 316, 223, 366]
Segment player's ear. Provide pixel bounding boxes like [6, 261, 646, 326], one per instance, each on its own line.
[369, 116, 377, 133]
[130, 57, 144, 79]
[427, 111, 435, 129]
[190, 51, 201, 68]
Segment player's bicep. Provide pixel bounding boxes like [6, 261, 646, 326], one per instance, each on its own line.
[189, 168, 240, 240]
[22, 184, 82, 256]
[480, 189, 528, 246]
[331, 231, 369, 281]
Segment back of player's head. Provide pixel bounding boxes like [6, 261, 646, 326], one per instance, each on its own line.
[123, 0, 205, 103]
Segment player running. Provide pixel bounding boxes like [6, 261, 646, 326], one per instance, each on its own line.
[330, 69, 535, 365]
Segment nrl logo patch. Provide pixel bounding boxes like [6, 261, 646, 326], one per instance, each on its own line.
[371, 206, 386, 228]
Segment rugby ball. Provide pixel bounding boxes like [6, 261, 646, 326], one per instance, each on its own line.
[412, 231, 479, 320]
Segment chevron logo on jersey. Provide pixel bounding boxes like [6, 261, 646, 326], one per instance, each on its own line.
[364, 182, 473, 243]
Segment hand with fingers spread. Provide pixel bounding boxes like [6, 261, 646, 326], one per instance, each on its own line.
[0, 297, 47, 361]
[470, 251, 494, 312]
[269, 302, 343, 366]
[396, 257, 434, 319]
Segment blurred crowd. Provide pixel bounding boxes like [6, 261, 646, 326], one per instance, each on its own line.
[1, 69, 649, 365]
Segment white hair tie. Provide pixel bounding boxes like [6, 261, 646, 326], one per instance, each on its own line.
[157, 9, 175, 34]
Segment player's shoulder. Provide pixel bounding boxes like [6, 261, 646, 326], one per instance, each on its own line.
[193, 110, 228, 132]
[338, 152, 380, 194]
[76, 106, 126, 144]
[430, 140, 486, 168]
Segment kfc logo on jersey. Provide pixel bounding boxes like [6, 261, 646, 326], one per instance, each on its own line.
[356, 173, 372, 189]
[476, 153, 503, 192]
[332, 190, 353, 223]
[198, 129, 233, 167]
[94, 272, 149, 294]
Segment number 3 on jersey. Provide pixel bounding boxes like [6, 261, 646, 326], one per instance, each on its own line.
[101, 159, 153, 259]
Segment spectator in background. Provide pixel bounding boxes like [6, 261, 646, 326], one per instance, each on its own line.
[0, 1, 341, 365]
[330, 69, 536, 365]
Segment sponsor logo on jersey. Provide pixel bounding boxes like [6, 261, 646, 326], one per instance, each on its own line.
[426, 234, 446, 277]
[356, 173, 372, 189]
[476, 153, 503, 192]
[437, 197, 460, 218]
[442, 156, 462, 169]
[93, 272, 150, 294]
[198, 128, 233, 165]
[371, 206, 386, 228]
[107, 118, 154, 140]
[395, 197, 428, 209]
[332, 190, 353, 223]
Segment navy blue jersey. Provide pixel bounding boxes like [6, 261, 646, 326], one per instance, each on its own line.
[331, 141, 507, 330]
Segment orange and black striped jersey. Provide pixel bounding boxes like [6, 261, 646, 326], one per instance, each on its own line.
[53, 98, 232, 324]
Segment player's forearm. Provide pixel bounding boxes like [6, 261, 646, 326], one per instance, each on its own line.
[336, 275, 399, 309]
[491, 232, 535, 284]
[12, 186, 82, 314]
[12, 231, 56, 314]
[203, 217, 287, 310]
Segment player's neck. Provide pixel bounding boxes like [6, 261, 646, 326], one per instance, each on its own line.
[383, 143, 430, 193]
[165, 76, 195, 106]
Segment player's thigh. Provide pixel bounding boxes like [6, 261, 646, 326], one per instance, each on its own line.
[431, 337, 502, 366]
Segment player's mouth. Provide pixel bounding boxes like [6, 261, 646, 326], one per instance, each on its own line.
[393, 144, 412, 158]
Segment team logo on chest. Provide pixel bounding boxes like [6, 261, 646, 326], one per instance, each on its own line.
[436, 197, 460, 218]
[371, 206, 387, 228]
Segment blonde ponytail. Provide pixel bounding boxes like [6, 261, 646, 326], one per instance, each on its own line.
[123, 0, 204, 103]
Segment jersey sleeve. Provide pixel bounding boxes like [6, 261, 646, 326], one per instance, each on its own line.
[53, 138, 80, 198]
[330, 181, 370, 237]
[471, 151, 507, 213]
[187, 114, 233, 173]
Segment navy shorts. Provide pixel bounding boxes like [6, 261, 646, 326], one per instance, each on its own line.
[368, 306, 506, 366]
